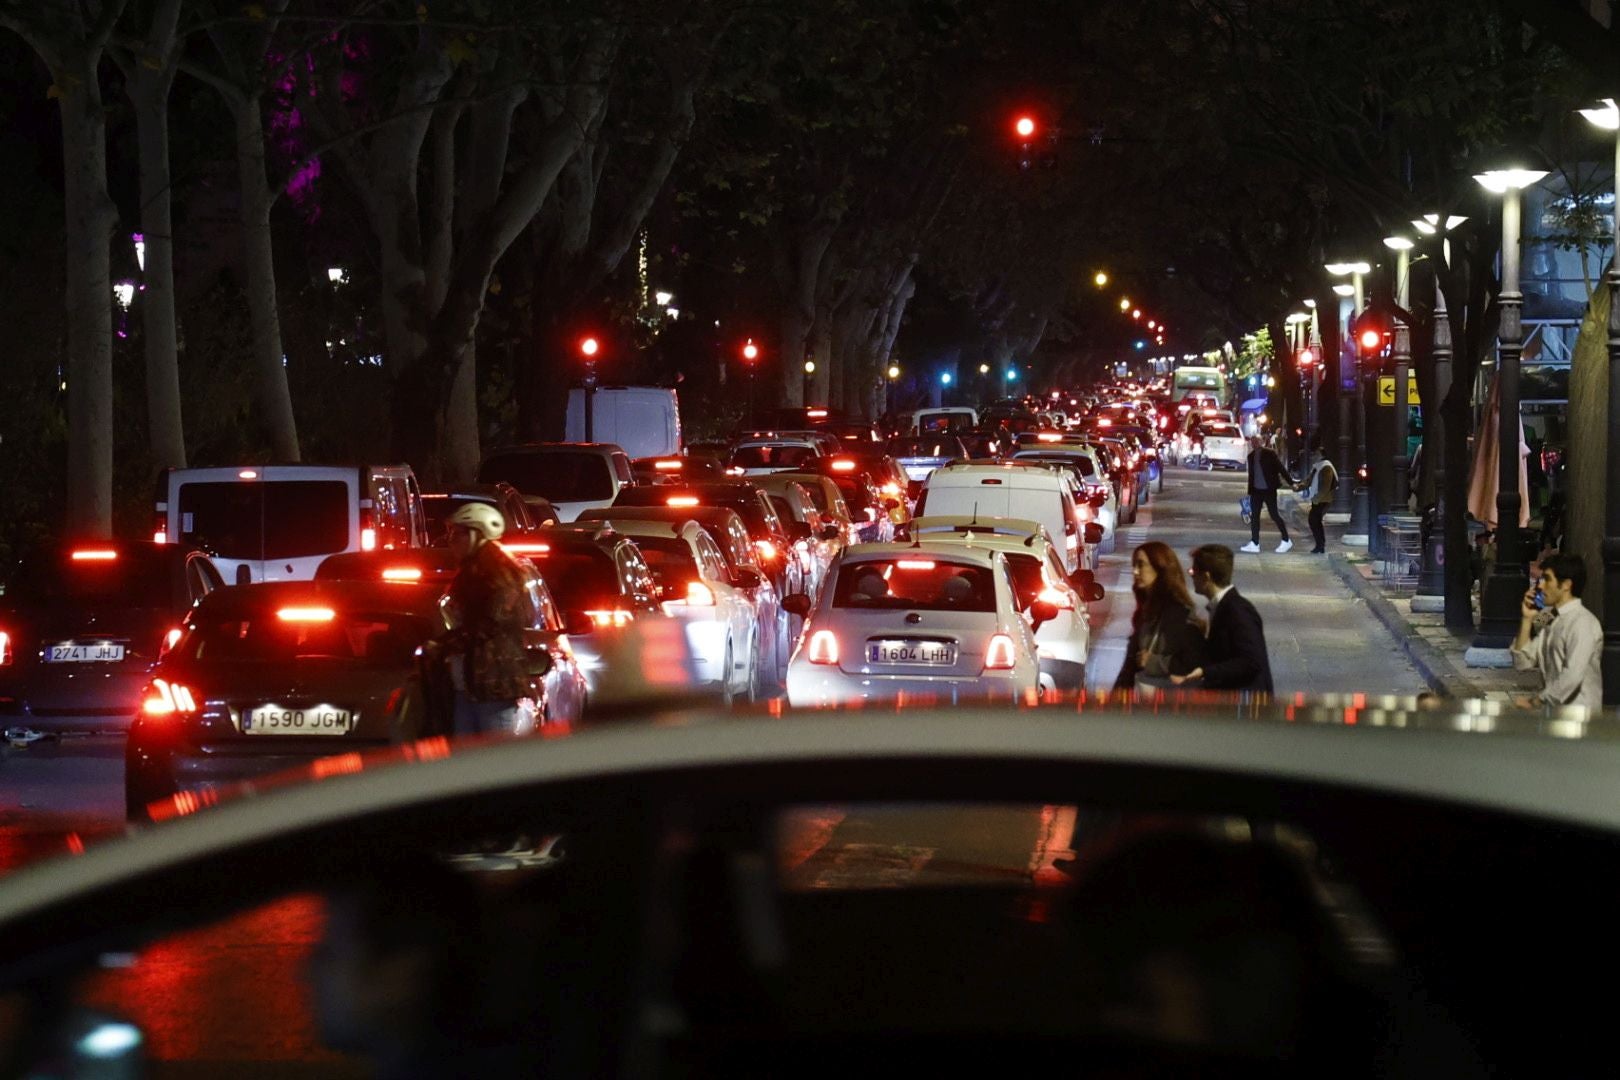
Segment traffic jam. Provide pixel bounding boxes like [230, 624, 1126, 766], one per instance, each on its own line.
[0, 387, 1181, 822]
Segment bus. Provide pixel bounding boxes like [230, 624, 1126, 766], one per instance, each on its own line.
[1172, 366, 1228, 404]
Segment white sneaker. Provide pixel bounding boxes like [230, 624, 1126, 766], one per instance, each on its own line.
[1276, 539, 1293, 553]
[1240, 542, 1260, 553]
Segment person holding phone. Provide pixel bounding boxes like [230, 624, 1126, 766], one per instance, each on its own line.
[1511, 554, 1602, 710]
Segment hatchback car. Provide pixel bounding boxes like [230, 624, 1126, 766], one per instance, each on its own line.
[420, 482, 554, 548]
[0, 541, 224, 733]
[784, 545, 1041, 706]
[886, 435, 968, 495]
[611, 482, 802, 601]
[1199, 422, 1250, 470]
[725, 439, 824, 476]
[523, 526, 661, 694]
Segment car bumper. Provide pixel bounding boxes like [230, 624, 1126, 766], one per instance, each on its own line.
[664, 612, 731, 686]
[785, 664, 1035, 707]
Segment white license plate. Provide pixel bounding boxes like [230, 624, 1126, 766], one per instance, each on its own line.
[46, 644, 125, 663]
[867, 640, 955, 665]
[241, 706, 354, 735]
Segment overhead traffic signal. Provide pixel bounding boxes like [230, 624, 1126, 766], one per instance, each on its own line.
[1351, 312, 1390, 362]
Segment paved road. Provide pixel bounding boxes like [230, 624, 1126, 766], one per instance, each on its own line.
[1085, 466, 1429, 696]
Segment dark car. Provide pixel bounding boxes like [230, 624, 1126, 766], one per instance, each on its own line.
[525, 525, 660, 696]
[421, 483, 554, 547]
[631, 455, 730, 486]
[610, 483, 800, 599]
[0, 541, 224, 733]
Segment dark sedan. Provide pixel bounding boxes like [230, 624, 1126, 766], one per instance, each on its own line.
[0, 541, 224, 733]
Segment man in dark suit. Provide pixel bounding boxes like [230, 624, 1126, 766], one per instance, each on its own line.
[1170, 544, 1274, 695]
[1242, 435, 1295, 554]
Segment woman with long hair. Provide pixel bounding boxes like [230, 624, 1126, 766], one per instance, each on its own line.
[1113, 540, 1206, 693]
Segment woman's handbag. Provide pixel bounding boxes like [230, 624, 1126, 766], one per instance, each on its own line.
[1239, 494, 1252, 524]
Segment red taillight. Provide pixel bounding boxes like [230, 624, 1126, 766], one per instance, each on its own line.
[359, 506, 377, 551]
[654, 459, 683, 472]
[502, 542, 550, 557]
[152, 511, 169, 543]
[754, 539, 779, 561]
[1036, 586, 1074, 610]
[985, 633, 1017, 670]
[807, 630, 839, 665]
[585, 609, 634, 628]
[157, 627, 183, 659]
[70, 549, 118, 562]
[667, 495, 701, 507]
[277, 606, 336, 622]
[0, 630, 11, 666]
[382, 567, 423, 582]
[142, 677, 197, 716]
[896, 559, 936, 570]
[830, 459, 857, 473]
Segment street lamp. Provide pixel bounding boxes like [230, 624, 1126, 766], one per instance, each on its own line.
[1326, 260, 1372, 532]
[1093, 271, 1108, 287]
[1579, 98, 1620, 701]
[326, 267, 346, 285]
[1119, 297, 1131, 311]
[1408, 215, 1467, 618]
[1471, 165, 1548, 655]
[1384, 235, 1416, 512]
[979, 363, 990, 375]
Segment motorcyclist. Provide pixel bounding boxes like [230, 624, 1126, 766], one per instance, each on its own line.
[439, 503, 532, 736]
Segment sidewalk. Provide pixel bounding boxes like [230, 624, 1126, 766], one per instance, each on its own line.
[1278, 490, 1538, 702]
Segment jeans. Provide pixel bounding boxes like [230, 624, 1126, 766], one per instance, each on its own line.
[452, 694, 521, 737]
[1249, 488, 1288, 543]
[1308, 503, 1328, 551]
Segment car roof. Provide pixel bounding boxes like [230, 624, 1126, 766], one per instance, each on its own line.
[910, 516, 1052, 549]
[556, 518, 696, 544]
[192, 578, 445, 617]
[928, 463, 1068, 488]
[839, 543, 1000, 568]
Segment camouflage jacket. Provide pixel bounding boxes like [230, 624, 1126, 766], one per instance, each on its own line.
[447, 541, 531, 702]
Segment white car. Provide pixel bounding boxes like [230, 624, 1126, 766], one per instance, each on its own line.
[909, 517, 1104, 692]
[1199, 422, 1250, 470]
[725, 439, 824, 477]
[915, 463, 1083, 574]
[552, 519, 765, 701]
[1009, 448, 1117, 556]
[783, 544, 1041, 707]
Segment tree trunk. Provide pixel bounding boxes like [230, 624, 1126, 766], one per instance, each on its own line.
[808, 316, 831, 404]
[1565, 283, 1613, 620]
[131, 66, 185, 469]
[233, 101, 299, 461]
[59, 68, 118, 535]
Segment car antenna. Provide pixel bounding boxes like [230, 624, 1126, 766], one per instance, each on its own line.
[971, 502, 978, 525]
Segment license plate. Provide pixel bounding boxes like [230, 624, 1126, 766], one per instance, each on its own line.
[46, 644, 125, 663]
[867, 640, 955, 665]
[241, 706, 354, 735]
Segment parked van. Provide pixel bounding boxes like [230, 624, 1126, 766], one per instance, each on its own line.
[915, 463, 1082, 573]
[153, 465, 428, 584]
[565, 386, 681, 460]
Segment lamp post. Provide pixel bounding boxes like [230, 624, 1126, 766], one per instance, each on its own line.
[803, 359, 816, 404]
[1579, 98, 1620, 702]
[1383, 235, 1415, 512]
[1410, 214, 1467, 617]
[1471, 166, 1548, 655]
[1326, 262, 1371, 536]
[742, 339, 760, 422]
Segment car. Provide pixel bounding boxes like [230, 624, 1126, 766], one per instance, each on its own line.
[153, 464, 430, 584]
[811, 455, 911, 535]
[958, 431, 1007, 460]
[522, 525, 661, 694]
[574, 505, 787, 686]
[725, 439, 825, 477]
[761, 471, 861, 547]
[564, 386, 681, 459]
[1088, 439, 1143, 522]
[1009, 449, 1117, 554]
[1199, 422, 1250, 470]
[748, 474, 845, 600]
[477, 443, 636, 522]
[783, 544, 1042, 706]
[886, 434, 968, 496]
[609, 482, 801, 602]
[630, 455, 730, 486]
[910, 516, 1105, 692]
[121, 577, 572, 820]
[0, 541, 225, 733]
[914, 463, 1083, 574]
[800, 460, 894, 544]
[554, 519, 765, 702]
[904, 406, 978, 434]
[420, 482, 554, 548]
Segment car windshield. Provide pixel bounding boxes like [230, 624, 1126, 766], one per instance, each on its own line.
[833, 559, 996, 612]
[6, 547, 174, 607]
[730, 445, 817, 469]
[177, 481, 350, 560]
[480, 452, 612, 503]
[181, 611, 434, 666]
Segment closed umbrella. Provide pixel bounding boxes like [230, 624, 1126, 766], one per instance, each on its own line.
[1466, 372, 1530, 529]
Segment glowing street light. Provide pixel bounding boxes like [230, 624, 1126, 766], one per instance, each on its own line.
[742, 339, 760, 362]
[940, 371, 953, 385]
[1131, 308, 1142, 320]
[887, 364, 901, 379]
[979, 363, 990, 374]
[804, 360, 816, 374]
[1118, 297, 1131, 311]
[1146, 319, 1156, 329]
[1093, 271, 1108, 287]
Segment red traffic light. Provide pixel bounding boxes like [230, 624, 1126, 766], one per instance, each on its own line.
[579, 336, 600, 358]
[1014, 115, 1036, 139]
[1296, 347, 1318, 367]
[1357, 328, 1381, 351]
[742, 339, 759, 362]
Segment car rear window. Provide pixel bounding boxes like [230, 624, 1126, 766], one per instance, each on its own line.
[627, 537, 701, 599]
[1201, 424, 1241, 437]
[524, 550, 623, 610]
[177, 481, 350, 560]
[182, 612, 434, 667]
[480, 452, 613, 503]
[1014, 452, 1096, 477]
[833, 559, 996, 612]
[6, 547, 174, 607]
[887, 437, 960, 458]
[731, 445, 818, 470]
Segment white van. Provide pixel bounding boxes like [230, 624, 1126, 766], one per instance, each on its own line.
[153, 465, 428, 584]
[915, 463, 1082, 573]
[565, 386, 681, 460]
[906, 406, 979, 435]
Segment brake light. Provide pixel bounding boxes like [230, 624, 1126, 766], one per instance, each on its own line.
[667, 495, 700, 507]
[585, 609, 634, 628]
[238, 469, 258, 480]
[654, 459, 683, 471]
[754, 539, 779, 561]
[276, 606, 336, 622]
[152, 511, 169, 543]
[1037, 432, 1062, 442]
[985, 633, 1017, 670]
[142, 677, 197, 716]
[830, 459, 857, 472]
[70, 549, 118, 561]
[0, 630, 10, 666]
[895, 559, 936, 570]
[726, 466, 745, 476]
[382, 567, 423, 582]
[359, 505, 377, 551]
[685, 581, 715, 606]
[881, 482, 902, 497]
[807, 629, 839, 665]
[1037, 586, 1074, 610]
[158, 627, 184, 658]
[1097, 418, 1112, 428]
[502, 542, 550, 556]
[807, 409, 829, 418]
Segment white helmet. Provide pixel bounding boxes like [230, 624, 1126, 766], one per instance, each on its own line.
[448, 502, 505, 541]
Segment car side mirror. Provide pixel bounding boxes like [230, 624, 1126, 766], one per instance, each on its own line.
[782, 593, 812, 618]
[731, 568, 764, 591]
[1089, 491, 1108, 507]
[820, 524, 843, 541]
[1029, 600, 1060, 627]
[1069, 568, 1096, 589]
[786, 520, 812, 541]
[1083, 522, 1104, 545]
[563, 610, 595, 636]
[881, 497, 901, 511]
[1081, 582, 1105, 603]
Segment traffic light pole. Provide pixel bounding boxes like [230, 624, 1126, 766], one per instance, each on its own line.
[1413, 264, 1452, 614]
[584, 363, 597, 443]
[1346, 272, 1372, 546]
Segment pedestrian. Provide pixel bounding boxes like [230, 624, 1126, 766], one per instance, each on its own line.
[1511, 552, 1602, 710]
[1240, 434, 1294, 554]
[1171, 544, 1274, 695]
[1113, 541, 1206, 695]
[1300, 439, 1338, 554]
[441, 503, 533, 736]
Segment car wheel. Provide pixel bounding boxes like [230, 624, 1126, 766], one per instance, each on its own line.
[775, 612, 791, 686]
[748, 643, 769, 702]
